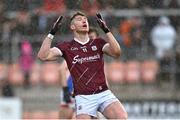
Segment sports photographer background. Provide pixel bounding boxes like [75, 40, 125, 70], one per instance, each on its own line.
[0, 0, 180, 119]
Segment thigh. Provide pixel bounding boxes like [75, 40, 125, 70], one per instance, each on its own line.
[59, 106, 74, 119]
[102, 101, 128, 119]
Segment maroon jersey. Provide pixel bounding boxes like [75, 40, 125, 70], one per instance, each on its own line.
[56, 38, 108, 95]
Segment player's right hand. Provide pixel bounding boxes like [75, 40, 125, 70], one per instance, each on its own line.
[49, 16, 63, 35]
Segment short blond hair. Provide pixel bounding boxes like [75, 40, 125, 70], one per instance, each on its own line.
[70, 11, 87, 22]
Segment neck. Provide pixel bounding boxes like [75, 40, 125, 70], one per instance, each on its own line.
[74, 32, 89, 42]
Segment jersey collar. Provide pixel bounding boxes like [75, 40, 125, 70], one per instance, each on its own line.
[74, 37, 90, 45]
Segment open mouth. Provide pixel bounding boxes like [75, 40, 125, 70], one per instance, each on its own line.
[83, 24, 87, 27]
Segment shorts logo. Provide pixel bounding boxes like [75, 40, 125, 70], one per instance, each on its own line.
[78, 105, 82, 110]
[99, 86, 102, 90]
[91, 46, 97, 51]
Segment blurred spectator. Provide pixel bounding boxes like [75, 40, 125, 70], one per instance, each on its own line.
[169, 16, 180, 31]
[0, 63, 14, 97]
[119, 18, 132, 47]
[27, 0, 43, 11]
[163, 0, 180, 8]
[0, 1, 12, 61]
[42, 0, 66, 13]
[163, 0, 180, 30]
[104, 5, 117, 29]
[3, 0, 41, 13]
[80, 0, 101, 16]
[159, 51, 173, 82]
[175, 47, 180, 86]
[130, 17, 143, 47]
[119, 16, 143, 59]
[36, 0, 66, 33]
[3, 0, 25, 11]
[126, 0, 140, 8]
[80, 0, 101, 27]
[19, 40, 34, 88]
[0, 0, 5, 36]
[151, 16, 176, 59]
[1, 80, 15, 97]
[103, 0, 129, 9]
[139, 0, 163, 9]
[65, 0, 81, 10]
[15, 8, 33, 35]
[2, 19, 16, 63]
[119, 17, 142, 48]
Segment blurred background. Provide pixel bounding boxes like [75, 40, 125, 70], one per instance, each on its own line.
[0, 0, 180, 119]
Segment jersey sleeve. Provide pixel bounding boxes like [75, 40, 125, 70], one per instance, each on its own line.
[55, 42, 67, 57]
[97, 38, 108, 51]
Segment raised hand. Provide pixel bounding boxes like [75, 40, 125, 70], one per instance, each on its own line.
[96, 13, 110, 33]
[49, 16, 63, 35]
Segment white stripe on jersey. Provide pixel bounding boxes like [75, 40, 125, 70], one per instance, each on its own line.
[77, 68, 89, 82]
[85, 71, 98, 85]
[102, 43, 109, 52]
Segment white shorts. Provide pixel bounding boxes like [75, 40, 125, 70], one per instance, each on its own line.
[75, 90, 119, 117]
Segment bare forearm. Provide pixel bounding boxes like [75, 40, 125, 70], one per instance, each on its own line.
[38, 37, 52, 60]
[38, 16, 63, 61]
[106, 32, 121, 57]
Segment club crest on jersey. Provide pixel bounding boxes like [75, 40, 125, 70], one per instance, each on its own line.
[91, 46, 97, 51]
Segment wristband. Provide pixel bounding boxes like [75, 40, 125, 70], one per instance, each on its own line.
[47, 34, 54, 40]
[104, 28, 110, 33]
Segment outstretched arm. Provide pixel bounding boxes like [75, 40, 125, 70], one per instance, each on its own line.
[38, 16, 63, 61]
[96, 13, 121, 58]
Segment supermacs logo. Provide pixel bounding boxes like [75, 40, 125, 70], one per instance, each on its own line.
[72, 54, 100, 64]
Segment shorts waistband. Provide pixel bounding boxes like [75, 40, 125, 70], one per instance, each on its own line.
[93, 85, 108, 94]
[75, 84, 108, 96]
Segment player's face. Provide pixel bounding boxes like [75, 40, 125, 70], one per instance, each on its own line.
[71, 15, 89, 33]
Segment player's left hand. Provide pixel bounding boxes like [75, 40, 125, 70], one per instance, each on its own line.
[96, 13, 110, 33]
